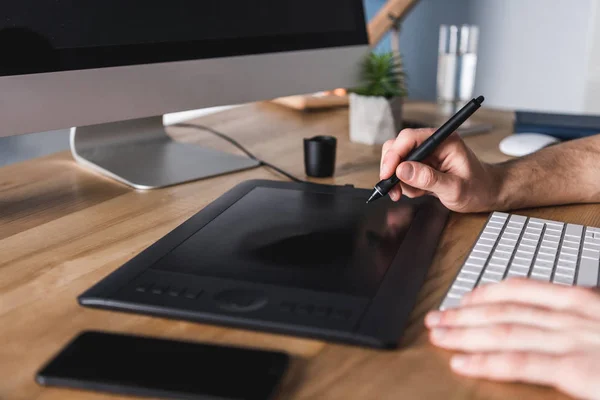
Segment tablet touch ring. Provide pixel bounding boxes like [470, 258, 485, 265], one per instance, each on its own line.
[213, 289, 268, 312]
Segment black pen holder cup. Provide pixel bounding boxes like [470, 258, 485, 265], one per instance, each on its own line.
[303, 135, 337, 178]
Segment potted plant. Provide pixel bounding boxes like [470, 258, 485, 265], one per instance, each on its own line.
[348, 51, 407, 145]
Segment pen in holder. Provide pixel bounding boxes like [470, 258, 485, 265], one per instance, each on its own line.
[303, 136, 336, 178]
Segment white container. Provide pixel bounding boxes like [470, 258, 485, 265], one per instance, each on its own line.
[437, 25, 479, 114]
[349, 93, 403, 145]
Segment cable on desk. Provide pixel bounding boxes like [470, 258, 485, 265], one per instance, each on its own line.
[172, 123, 309, 183]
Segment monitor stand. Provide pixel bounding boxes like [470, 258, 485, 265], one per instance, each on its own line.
[70, 116, 261, 189]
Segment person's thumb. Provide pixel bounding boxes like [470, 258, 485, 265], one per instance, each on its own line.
[397, 162, 459, 198]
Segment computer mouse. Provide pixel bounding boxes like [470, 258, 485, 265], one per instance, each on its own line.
[499, 133, 560, 157]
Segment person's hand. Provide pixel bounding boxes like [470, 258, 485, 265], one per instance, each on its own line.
[380, 128, 501, 212]
[425, 279, 600, 400]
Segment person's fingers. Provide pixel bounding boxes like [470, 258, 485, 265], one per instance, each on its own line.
[425, 303, 596, 331]
[462, 279, 600, 321]
[449, 352, 568, 389]
[398, 182, 427, 199]
[396, 161, 461, 201]
[380, 139, 396, 179]
[380, 129, 436, 179]
[388, 186, 402, 201]
[429, 324, 578, 354]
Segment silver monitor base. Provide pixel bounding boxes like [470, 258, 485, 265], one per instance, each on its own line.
[70, 116, 260, 189]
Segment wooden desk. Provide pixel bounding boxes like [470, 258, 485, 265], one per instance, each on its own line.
[1, 101, 593, 400]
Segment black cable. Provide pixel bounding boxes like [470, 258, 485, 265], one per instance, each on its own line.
[173, 122, 308, 183]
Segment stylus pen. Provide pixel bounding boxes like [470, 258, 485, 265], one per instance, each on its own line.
[366, 95, 485, 204]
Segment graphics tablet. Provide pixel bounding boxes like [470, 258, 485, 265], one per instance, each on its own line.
[79, 180, 449, 348]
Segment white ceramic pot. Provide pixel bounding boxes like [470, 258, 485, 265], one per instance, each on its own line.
[349, 93, 403, 145]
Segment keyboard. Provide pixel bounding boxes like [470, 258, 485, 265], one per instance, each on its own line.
[439, 212, 600, 310]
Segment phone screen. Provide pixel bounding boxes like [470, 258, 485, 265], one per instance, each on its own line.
[36, 331, 289, 400]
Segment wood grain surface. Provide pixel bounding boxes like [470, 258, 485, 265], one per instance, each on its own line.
[0, 101, 589, 400]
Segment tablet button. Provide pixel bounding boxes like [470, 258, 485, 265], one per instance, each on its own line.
[280, 301, 296, 313]
[296, 304, 314, 315]
[151, 285, 168, 295]
[214, 289, 268, 312]
[332, 309, 352, 320]
[183, 288, 203, 299]
[314, 306, 331, 317]
[135, 285, 149, 293]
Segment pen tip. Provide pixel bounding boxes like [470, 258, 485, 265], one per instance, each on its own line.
[366, 190, 383, 204]
[476, 95, 485, 104]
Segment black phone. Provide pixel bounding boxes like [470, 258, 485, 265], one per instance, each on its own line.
[36, 330, 290, 400]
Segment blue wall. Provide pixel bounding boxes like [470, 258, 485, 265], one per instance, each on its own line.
[364, 0, 471, 101]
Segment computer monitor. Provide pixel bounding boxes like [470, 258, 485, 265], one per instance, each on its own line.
[0, 1, 369, 189]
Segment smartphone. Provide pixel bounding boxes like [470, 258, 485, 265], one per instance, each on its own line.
[36, 330, 289, 400]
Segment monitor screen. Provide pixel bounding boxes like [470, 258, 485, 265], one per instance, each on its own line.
[0, 0, 367, 76]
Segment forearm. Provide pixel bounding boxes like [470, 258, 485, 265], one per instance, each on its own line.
[489, 135, 600, 210]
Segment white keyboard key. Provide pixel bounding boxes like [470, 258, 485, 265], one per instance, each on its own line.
[521, 239, 540, 247]
[480, 232, 498, 241]
[493, 251, 512, 260]
[440, 296, 462, 310]
[582, 249, 600, 260]
[477, 277, 499, 287]
[496, 244, 515, 253]
[463, 265, 483, 275]
[534, 260, 555, 269]
[509, 264, 528, 272]
[509, 214, 527, 222]
[565, 224, 583, 238]
[455, 274, 477, 286]
[474, 243, 492, 251]
[583, 242, 600, 251]
[503, 227, 522, 235]
[488, 258, 506, 266]
[531, 273, 550, 282]
[536, 253, 555, 261]
[485, 228, 501, 235]
[466, 256, 486, 266]
[541, 241, 559, 249]
[523, 233, 541, 241]
[555, 266, 575, 276]
[460, 269, 481, 277]
[501, 234, 519, 241]
[562, 241, 580, 249]
[499, 237, 518, 245]
[558, 253, 578, 262]
[576, 257, 599, 287]
[471, 250, 490, 259]
[513, 259, 533, 268]
[486, 265, 506, 274]
[560, 248, 578, 257]
[518, 243, 536, 251]
[553, 275, 574, 286]
[481, 272, 502, 282]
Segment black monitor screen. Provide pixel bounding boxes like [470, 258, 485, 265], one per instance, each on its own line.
[0, 0, 367, 76]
